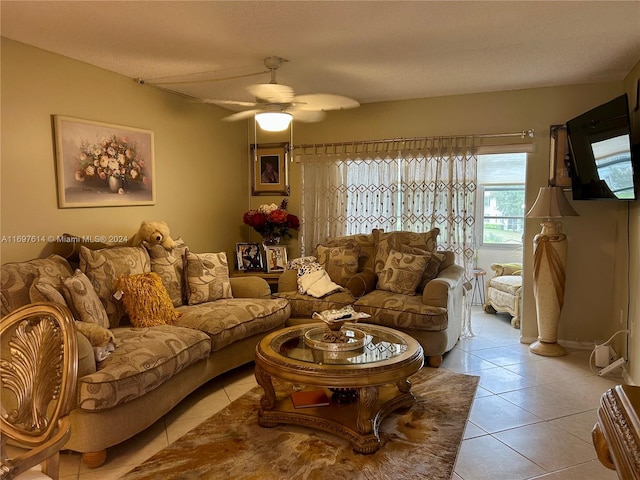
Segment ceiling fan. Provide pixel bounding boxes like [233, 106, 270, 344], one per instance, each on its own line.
[204, 56, 360, 131]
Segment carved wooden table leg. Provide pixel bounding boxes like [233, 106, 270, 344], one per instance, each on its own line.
[396, 377, 412, 394]
[356, 386, 379, 434]
[254, 363, 278, 427]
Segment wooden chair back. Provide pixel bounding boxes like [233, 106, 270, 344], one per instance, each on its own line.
[1, 303, 78, 480]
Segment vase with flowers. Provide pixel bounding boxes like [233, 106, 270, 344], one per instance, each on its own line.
[243, 199, 300, 245]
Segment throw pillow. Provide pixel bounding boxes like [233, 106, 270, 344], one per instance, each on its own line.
[114, 272, 180, 327]
[61, 269, 110, 329]
[145, 238, 188, 307]
[29, 276, 68, 306]
[372, 228, 439, 274]
[399, 245, 445, 291]
[80, 245, 151, 327]
[74, 321, 116, 347]
[377, 249, 428, 296]
[315, 243, 361, 287]
[184, 251, 233, 305]
[326, 231, 378, 272]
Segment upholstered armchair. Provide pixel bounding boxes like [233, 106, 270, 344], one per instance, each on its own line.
[275, 229, 465, 367]
[484, 262, 522, 328]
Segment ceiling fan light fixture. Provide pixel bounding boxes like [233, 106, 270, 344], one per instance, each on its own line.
[255, 111, 292, 132]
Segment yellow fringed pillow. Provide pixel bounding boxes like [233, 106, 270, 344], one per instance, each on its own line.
[115, 272, 180, 327]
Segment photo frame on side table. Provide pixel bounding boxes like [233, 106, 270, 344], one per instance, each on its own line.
[549, 124, 572, 188]
[264, 246, 287, 273]
[251, 143, 289, 196]
[53, 115, 155, 208]
[236, 243, 263, 271]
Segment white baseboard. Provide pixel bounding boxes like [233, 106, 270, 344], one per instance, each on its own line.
[520, 337, 596, 351]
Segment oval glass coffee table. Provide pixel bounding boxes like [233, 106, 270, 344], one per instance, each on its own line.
[254, 323, 424, 453]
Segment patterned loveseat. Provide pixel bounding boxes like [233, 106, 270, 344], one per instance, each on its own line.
[275, 229, 464, 367]
[0, 241, 290, 468]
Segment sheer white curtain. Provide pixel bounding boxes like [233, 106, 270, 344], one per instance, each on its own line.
[298, 137, 477, 270]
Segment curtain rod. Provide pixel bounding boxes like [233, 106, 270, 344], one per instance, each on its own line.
[292, 129, 534, 150]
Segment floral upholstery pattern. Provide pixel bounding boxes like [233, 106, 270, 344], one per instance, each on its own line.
[184, 251, 232, 305]
[372, 228, 439, 274]
[1, 255, 73, 316]
[62, 269, 111, 328]
[325, 232, 377, 273]
[175, 298, 290, 351]
[80, 246, 151, 327]
[377, 250, 428, 295]
[399, 245, 446, 292]
[76, 325, 211, 411]
[315, 243, 360, 287]
[29, 276, 67, 305]
[354, 289, 448, 331]
[146, 239, 188, 307]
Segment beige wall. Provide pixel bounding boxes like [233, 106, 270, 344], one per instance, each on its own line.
[1, 39, 248, 265]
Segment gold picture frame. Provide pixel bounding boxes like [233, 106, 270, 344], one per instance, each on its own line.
[54, 115, 155, 208]
[251, 143, 289, 196]
[549, 124, 572, 188]
[264, 245, 287, 273]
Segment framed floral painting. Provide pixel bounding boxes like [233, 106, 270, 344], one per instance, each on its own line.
[54, 116, 156, 208]
[250, 143, 289, 196]
[264, 246, 287, 273]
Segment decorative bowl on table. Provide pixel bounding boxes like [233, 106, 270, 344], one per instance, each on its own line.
[311, 306, 371, 331]
[304, 326, 366, 352]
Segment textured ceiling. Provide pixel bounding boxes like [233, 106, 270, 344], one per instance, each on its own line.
[2, 1, 639, 109]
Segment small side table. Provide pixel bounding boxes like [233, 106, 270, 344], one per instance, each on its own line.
[471, 268, 486, 306]
[231, 270, 282, 293]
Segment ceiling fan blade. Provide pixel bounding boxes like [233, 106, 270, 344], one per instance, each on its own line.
[222, 109, 261, 122]
[248, 83, 295, 103]
[290, 109, 326, 123]
[203, 99, 259, 108]
[293, 94, 359, 111]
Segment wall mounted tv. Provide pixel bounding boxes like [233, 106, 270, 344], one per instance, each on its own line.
[566, 93, 638, 200]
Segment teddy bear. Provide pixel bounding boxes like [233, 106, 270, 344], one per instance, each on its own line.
[131, 220, 177, 250]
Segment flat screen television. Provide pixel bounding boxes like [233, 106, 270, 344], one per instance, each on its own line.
[566, 94, 638, 200]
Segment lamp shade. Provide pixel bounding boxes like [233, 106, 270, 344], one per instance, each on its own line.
[255, 112, 293, 132]
[526, 186, 578, 219]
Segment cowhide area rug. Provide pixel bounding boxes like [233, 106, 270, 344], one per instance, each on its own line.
[122, 367, 479, 480]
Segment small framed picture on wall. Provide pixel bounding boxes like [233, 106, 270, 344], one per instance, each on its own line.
[250, 143, 289, 196]
[264, 246, 287, 273]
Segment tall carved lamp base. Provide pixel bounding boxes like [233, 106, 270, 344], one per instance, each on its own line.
[526, 187, 578, 357]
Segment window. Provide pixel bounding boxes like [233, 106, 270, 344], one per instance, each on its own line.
[477, 153, 527, 247]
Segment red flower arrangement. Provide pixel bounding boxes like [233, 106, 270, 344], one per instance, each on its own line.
[243, 199, 300, 242]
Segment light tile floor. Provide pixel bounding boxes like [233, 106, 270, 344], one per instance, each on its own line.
[58, 308, 624, 479]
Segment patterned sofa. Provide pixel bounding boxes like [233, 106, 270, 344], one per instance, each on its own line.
[0, 242, 290, 468]
[275, 229, 464, 367]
